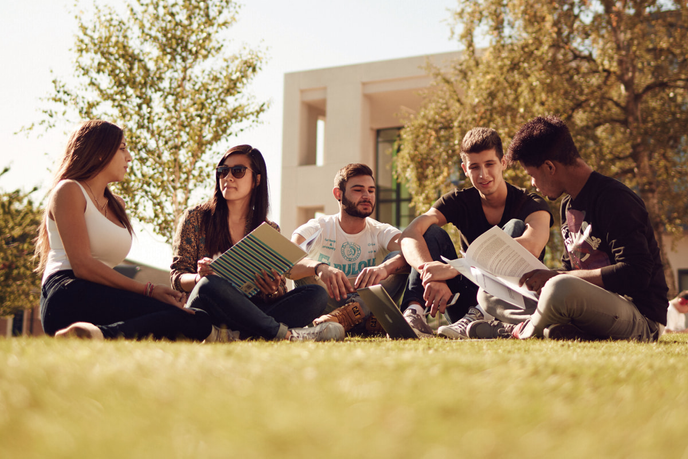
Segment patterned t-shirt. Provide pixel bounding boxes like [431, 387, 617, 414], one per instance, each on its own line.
[293, 214, 400, 282]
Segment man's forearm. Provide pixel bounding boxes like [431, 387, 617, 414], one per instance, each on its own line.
[378, 253, 409, 275]
[562, 268, 605, 288]
[286, 258, 324, 280]
[399, 235, 434, 270]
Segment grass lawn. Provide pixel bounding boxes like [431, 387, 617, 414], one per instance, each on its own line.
[2, 334, 688, 459]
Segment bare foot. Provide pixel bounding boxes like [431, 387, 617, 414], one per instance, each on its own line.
[55, 322, 104, 340]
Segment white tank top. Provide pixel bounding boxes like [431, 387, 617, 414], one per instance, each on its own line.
[42, 182, 132, 283]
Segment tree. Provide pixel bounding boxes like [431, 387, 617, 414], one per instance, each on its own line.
[31, 0, 267, 243]
[0, 168, 43, 317]
[396, 0, 688, 294]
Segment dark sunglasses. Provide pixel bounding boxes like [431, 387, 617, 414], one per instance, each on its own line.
[216, 165, 252, 179]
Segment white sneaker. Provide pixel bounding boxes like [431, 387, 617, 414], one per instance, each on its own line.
[289, 322, 345, 341]
[438, 306, 484, 339]
[403, 308, 434, 338]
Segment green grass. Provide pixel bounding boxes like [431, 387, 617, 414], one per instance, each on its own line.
[2, 335, 688, 459]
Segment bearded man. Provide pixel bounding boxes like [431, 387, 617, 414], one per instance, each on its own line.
[289, 163, 408, 335]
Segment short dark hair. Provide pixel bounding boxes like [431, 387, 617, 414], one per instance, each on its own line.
[460, 128, 504, 161]
[334, 163, 374, 191]
[507, 115, 580, 167]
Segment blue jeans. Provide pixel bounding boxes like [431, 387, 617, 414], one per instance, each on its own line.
[41, 270, 212, 341]
[402, 220, 526, 323]
[187, 275, 328, 340]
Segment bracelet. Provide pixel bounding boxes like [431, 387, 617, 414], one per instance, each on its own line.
[144, 282, 154, 297]
[314, 262, 327, 277]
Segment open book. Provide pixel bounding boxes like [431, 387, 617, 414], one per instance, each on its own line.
[210, 222, 307, 297]
[442, 226, 548, 308]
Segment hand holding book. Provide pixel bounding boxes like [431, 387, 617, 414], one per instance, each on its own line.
[442, 226, 549, 309]
[209, 223, 306, 298]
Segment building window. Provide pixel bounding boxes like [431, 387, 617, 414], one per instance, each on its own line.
[299, 89, 326, 166]
[678, 269, 688, 292]
[375, 127, 415, 229]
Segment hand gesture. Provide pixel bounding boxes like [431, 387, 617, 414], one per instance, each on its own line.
[197, 257, 215, 279]
[255, 268, 284, 296]
[152, 284, 195, 314]
[519, 269, 560, 295]
[418, 261, 458, 285]
[318, 265, 355, 301]
[422, 280, 454, 317]
[354, 265, 389, 289]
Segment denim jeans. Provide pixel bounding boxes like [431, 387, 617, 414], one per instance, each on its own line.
[403, 220, 526, 323]
[41, 270, 212, 341]
[187, 275, 328, 340]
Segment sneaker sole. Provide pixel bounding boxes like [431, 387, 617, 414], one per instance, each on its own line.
[437, 326, 467, 340]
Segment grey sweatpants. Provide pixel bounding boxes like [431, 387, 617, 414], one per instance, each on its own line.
[479, 274, 662, 342]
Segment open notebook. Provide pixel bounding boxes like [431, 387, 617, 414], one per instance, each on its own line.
[210, 223, 306, 297]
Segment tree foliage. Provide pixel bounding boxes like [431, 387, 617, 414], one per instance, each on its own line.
[0, 168, 43, 317]
[32, 0, 267, 242]
[396, 0, 688, 294]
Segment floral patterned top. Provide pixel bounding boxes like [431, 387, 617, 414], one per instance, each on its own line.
[171, 205, 287, 301]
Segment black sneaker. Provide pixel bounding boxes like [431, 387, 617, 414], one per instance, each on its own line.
[438, 306, 484, 339]
[543, 323, 600, 341]
[467, 319, 519, 339]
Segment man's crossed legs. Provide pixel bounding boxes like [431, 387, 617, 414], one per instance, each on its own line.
[470, 274, 662, 342]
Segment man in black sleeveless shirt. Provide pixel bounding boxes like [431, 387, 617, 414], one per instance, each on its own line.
[399, 128, 552, 338]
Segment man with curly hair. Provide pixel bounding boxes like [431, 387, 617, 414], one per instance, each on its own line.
[468, 116, 668, 341]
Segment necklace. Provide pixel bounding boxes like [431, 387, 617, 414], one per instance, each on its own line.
[83, 181, 109, 217]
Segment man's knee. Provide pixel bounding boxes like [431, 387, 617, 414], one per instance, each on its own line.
[422, 224, 457, 261]
[540, 275, 581, 303]
[538, 275, 586, 316]
[502, 219, 526, 238]
[423, 224, 451, 245]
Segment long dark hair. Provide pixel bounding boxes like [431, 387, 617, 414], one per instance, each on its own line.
[201, 145, 269, 255]
[35, 120, 133, 273]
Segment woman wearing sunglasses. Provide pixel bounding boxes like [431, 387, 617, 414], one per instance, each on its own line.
[171, 145, 343, 341]
[36, 120, 213, 340]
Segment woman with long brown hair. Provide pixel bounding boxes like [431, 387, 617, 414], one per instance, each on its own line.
[37, 120, 213, 340]
[171, 145, 343, 341]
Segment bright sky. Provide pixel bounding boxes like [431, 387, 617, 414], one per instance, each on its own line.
[0, 0, 459, 268]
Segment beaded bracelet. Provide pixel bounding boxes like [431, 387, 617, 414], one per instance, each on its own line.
[144, 282, 154, 297]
